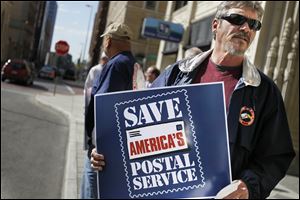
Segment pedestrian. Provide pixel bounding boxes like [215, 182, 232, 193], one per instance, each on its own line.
[184, 47, 203, 59]
[90, 1, 295, 199]
[144, 65, 160, 88]
[80, 52, 108, 199]
[83, 22, 138, 199]
[84, 52, 109, 120]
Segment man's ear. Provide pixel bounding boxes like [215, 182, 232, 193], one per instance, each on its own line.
[107, 37, 112, 47]
[104, 37, 111, 49]
[212, 19, 219, 40]
[212, 18, 218, 33]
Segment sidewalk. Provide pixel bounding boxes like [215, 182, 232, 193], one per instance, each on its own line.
[36, 92, 85, 199]
[35, 92, 299, 199]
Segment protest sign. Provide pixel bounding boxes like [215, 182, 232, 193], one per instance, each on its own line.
[95, 82, 232, 199]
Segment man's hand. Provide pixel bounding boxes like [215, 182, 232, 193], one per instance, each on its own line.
[215, 180, 249, 199]
[90, 148, 105, 171]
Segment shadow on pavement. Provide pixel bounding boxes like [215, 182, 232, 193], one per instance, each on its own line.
[3, 80, 49, 92]
[62, 79, 84, 89]
[31, 84, 49, 91]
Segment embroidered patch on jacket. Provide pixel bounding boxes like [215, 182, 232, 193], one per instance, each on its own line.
[239, 106, 255, 126]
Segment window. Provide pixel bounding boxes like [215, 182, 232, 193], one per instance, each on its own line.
[145, 1, 156, 10]
[174, 1, 188, 11]
[163, 41, 179, 55]
[187, 15, 214, 51]
[139, 19, 146, 40]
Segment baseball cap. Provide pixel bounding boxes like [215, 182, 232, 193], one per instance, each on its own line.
[100, 22, 132, 40]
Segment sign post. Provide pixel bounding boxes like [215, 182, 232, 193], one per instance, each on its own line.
[53, 40, 69, 95]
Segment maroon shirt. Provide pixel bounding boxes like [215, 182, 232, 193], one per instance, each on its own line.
[194, 57, 242, 112]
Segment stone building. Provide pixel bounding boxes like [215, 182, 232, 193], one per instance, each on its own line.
[1, 1, 57, 69]
[1, 1, 39, 63]
[100, 1, 168, 69]
[36, 1, 57, 69]
[1, 1, 14, 65]
[88, 1, 109, 67]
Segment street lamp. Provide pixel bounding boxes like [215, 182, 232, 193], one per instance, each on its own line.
[20, 20, 29, 59]
[77, 42, 83, 64]
[82, 4, 93, 65]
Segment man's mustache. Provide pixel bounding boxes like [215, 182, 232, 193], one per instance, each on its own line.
[231, 32, 250, 43]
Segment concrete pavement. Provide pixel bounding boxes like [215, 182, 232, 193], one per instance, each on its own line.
[35, 91, 299, 199]
[36, 92, 85, 199]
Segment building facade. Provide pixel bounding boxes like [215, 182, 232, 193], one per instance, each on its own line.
[30, 2, 47, 63]
[156, 1, 299, 176]
[36, 1, 57, 69]
[100, 1, 168, 69]
[1, 1, 38, 63]
[1, 1, 13, 65]
[156, 1, 219, 69]
[1, 1, 57, 69]
[88, 1, 109, 67]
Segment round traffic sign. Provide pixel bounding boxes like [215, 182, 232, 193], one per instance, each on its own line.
[55, 40, 69, 56]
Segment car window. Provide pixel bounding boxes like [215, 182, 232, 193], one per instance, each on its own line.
[44, 66, 55, 71]
[11, 63, 26, 70]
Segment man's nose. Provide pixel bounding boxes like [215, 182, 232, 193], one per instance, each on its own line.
[239, 22, 251, 32]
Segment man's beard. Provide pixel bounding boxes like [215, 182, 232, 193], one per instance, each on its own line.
[224, 43, 245, 56]
[224, 32, 251, 56]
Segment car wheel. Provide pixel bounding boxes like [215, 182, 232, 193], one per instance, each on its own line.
[1, 76, 6, 82]
[25, 77, 33, 85]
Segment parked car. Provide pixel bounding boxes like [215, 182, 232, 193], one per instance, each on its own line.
[38, 65, 57, 80]
[1, 59, 35, 85]
[63, 68, 76, 81]
[57, 68, 65, 77]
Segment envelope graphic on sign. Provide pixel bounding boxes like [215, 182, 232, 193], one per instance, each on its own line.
[126, 121, 188, 159]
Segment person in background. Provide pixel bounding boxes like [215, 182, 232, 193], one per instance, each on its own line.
[84, 52, 109, 118]
[80, 52, 108, 199]
[84, 22, 139, 198]
[184, 47, 203, 59]
[91, 1, 295, 199]
[144, 65, 160, 88]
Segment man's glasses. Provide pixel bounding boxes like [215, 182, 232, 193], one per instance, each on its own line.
[220, 13, 262, 31]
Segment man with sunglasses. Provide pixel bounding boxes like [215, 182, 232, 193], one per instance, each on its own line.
[91, 1, 295, 199]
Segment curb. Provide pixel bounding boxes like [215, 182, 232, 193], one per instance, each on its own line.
[35, 95, 77, 199]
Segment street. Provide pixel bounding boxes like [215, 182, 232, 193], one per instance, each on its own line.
[1, 79, 82, 198]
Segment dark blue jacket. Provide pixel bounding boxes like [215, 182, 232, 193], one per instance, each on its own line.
[151, 50, 295, 199]
[85, 51, 136, 156]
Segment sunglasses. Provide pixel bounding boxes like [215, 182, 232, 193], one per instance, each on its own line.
[220, 13, 262, 31]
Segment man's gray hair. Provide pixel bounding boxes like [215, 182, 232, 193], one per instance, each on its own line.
[215, 1, 264, 20]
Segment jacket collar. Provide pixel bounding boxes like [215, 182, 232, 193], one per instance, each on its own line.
[242, 56, 261, 87]
[178, 49, 261, 87]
